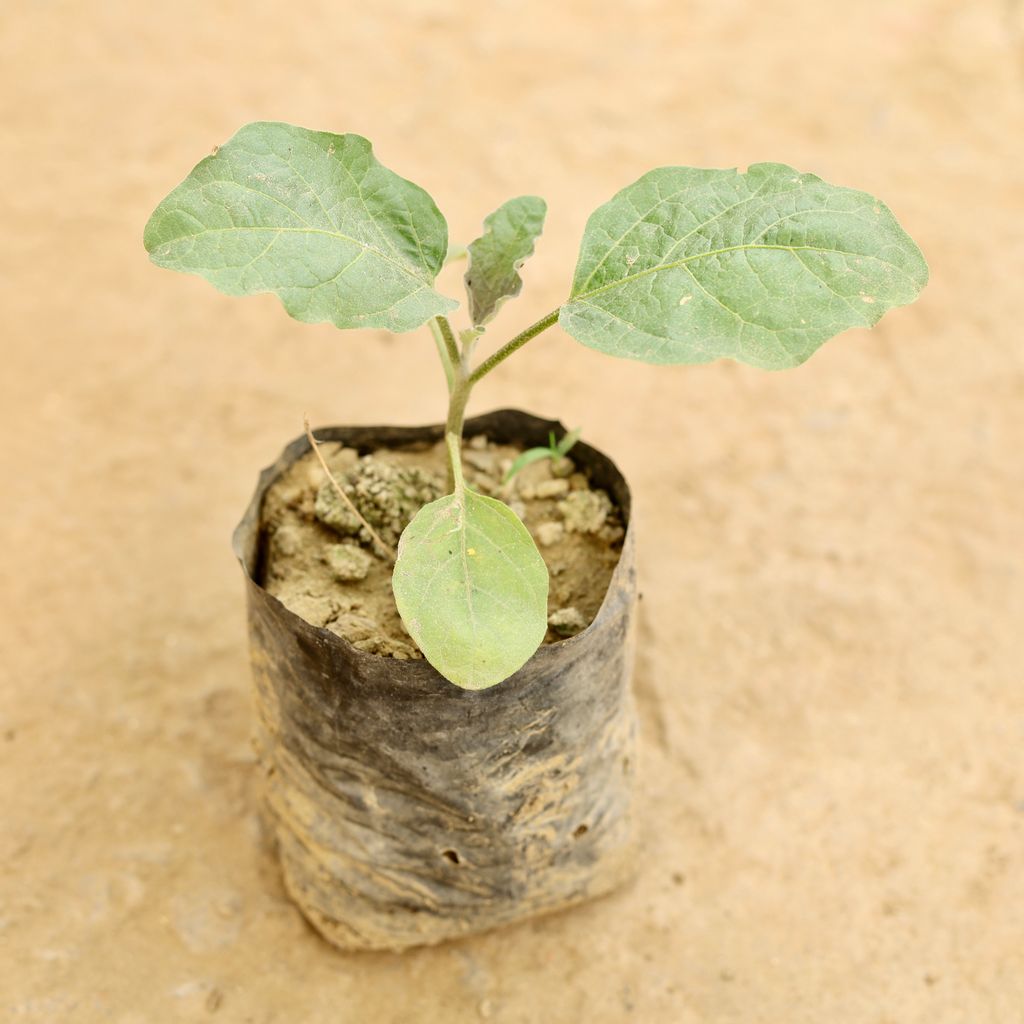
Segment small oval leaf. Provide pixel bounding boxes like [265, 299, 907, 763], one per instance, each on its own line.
[392, 490, 549, 690]
[560, 163, 928, 369]
[465, 196, 547, 328]
[144, 122, 457, 333]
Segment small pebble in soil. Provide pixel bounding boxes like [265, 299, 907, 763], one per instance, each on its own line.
[270, 523, 302, 558]
[469, 474, 497, 495]
[281, 592, 340, 627]
[275, 482, 308, 511]
[568, 472, 589, 491]
[548, 607, 587, 637]
[323, 543, 373, 582]
[354, 633, 420, 659]
[550, 456, 575, 478]
[535, 521, 565, 547]
[318, 444, 359, 479]
[598, 523, 626, 544]
[326, 612, 421, 659]
[353, 636, 420, 659]
[558, 489, 612, 534]
[535, 478, 570, 499]
[464, 449, 498, 474]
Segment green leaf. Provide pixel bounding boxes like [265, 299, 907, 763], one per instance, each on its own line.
[465, 196, 547, 328]
[502, 426, 582, 483]
[144, 122, 457, 333]
[560, 163, 928, 369]
[502, 446, 557, 484]
[555, 426, 582, 457]
[392, 490, 549, 690]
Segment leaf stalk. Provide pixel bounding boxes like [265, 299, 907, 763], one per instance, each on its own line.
[468, 308, 561, 385]
[429, 318, 456, 392]
[435, 315, 462, 374]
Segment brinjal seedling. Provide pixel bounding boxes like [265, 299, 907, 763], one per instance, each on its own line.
[144, 122, 928, 689]
[503, 427, 582, 484]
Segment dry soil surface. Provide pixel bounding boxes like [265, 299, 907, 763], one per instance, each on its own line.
[2, 2, 1022, 1021]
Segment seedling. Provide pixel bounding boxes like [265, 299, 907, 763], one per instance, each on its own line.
[503, 428, 582, 484]
[144, 122, 927, 690]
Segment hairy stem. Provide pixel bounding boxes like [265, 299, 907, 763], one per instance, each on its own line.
[435, 315, 461, 372]
[468, 309, 560, 385]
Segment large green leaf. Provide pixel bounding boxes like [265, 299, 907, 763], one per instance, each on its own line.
[465, 196, 547, 328]
[560, 163, 928, 369]
[392, 489, 549, 690]
[144, 122, 457, 332]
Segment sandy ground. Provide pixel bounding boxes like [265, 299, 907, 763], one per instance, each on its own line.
[2, 1, 1023, 1020]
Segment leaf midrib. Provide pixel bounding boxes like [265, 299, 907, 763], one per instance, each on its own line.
[454, 496, 479, 651]
[153, 224, 435, 286]
[571, 242, 910, 303]
[423, 491, 545, 683]
[576, 179, 782, 294]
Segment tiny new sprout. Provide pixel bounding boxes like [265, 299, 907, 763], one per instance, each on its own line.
[503, 428, 582, 484]
[144, 122, 928, 690]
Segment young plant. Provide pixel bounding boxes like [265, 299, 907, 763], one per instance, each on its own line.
[504, 428, 582, 484]
[144, 121, 927, 690]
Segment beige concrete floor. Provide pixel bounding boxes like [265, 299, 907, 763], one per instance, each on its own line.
[2, 1, 1022, 1020]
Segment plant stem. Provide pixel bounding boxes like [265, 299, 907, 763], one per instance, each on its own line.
[429, 318, 455, 393]
[468, 308, 560, 385]
[439, 308, 560, 494]
[444, 367, 471, 493]
[445, 431, 465, 492]
[435, 315, 462, 373]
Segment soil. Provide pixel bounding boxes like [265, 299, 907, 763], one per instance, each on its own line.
[5, 2, 1024, 1021]
[259, 435, 624, 658]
